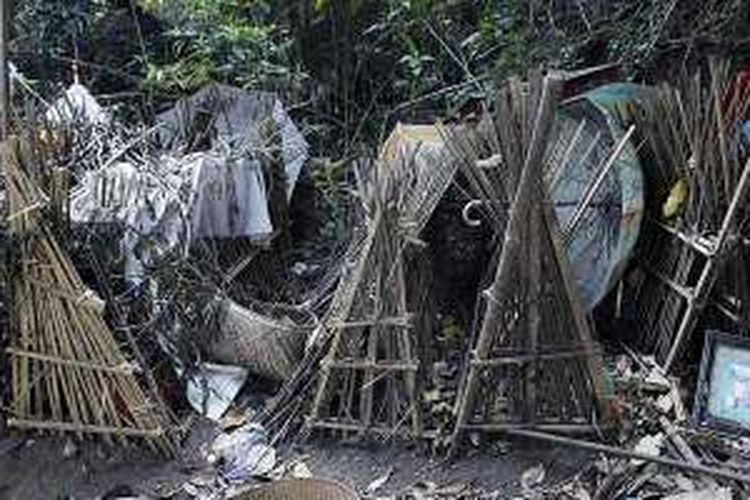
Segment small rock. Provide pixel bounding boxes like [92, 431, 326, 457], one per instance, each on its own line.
[469, 432, 481, 447]
[63, 438, 78, 459]
[291, 461, 313, 479]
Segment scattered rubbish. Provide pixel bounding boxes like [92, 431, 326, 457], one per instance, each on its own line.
[625, 63, 750, 371]
[449, 76, 613, 453]
[2, 22, 750, 499]
[290, 461, 313, 479]
[156, 83, 309, 199]
[632, 433, 664, 465]
[209, 423, 276, 483]
[693, 331, 750, 432]
[301, 119, 459, 442]
[663, 487, 732, 500]
[45, 83, 110, 126]
[655, 393, 674, 414]
[69, 152, 276, 283]
[185, 363, 249, 422]
[4, 141, 173, 453]
[554, 82, 645, 310]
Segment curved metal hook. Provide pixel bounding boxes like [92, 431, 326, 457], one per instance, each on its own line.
[462, 199, 485, 227]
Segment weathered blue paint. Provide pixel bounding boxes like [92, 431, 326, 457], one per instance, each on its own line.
[553, 83, 647, 310]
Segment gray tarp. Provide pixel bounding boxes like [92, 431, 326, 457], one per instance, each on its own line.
[156, 83, 309, 199]
[68, 83, 309, 283]
[69, 153, 274, 282]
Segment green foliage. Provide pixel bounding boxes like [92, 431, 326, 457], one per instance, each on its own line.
[140, 0, 306, 96]
[14, 0, 91, 58]
[13, 0, 99, 89]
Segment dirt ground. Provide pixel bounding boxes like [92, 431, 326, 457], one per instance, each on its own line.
[0, 423, 594, 499]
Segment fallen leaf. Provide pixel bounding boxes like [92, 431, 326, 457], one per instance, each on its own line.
[631, 433, 664, 465]
[366, 467, 393, 494]
[422, 389, 442, 403]
[291, 461, 313, 478]
[469, 432, 481, 447]
[672, 473, 696, 492]
[521, 463, 546, 491]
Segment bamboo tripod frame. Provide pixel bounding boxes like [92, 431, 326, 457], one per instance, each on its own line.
[305, 205, 424, 440]
[449, 78, 611, 454]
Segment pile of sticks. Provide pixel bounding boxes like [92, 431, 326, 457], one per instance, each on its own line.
[4, 139, 174, 453]
[627, 61, 750, 371]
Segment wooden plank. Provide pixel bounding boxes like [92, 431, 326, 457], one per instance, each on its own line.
[461, 423, 601, 434]
[328, 316, 414, 330]
[504, 427, 750, 485]
[308, 420, 437, 440]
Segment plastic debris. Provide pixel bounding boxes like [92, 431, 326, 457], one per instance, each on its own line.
[46, 83, 111, 126]
[209, 423, 276, 483]
[185, 363, 249, 421]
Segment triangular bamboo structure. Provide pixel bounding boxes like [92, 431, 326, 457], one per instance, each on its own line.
[304, 202, 423, 439]
[303, 129, 459, 441]
[4, 139, 173, 453]
[448, 77, 612, 453]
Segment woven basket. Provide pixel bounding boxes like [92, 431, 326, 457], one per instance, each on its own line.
[209, 299, 305, 382]
[234, 479, 358, 500]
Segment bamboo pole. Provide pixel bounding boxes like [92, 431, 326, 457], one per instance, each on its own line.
[504, 428, 750, 485]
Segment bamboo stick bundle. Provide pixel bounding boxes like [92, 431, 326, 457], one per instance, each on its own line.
[4, 139, 174, 454]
